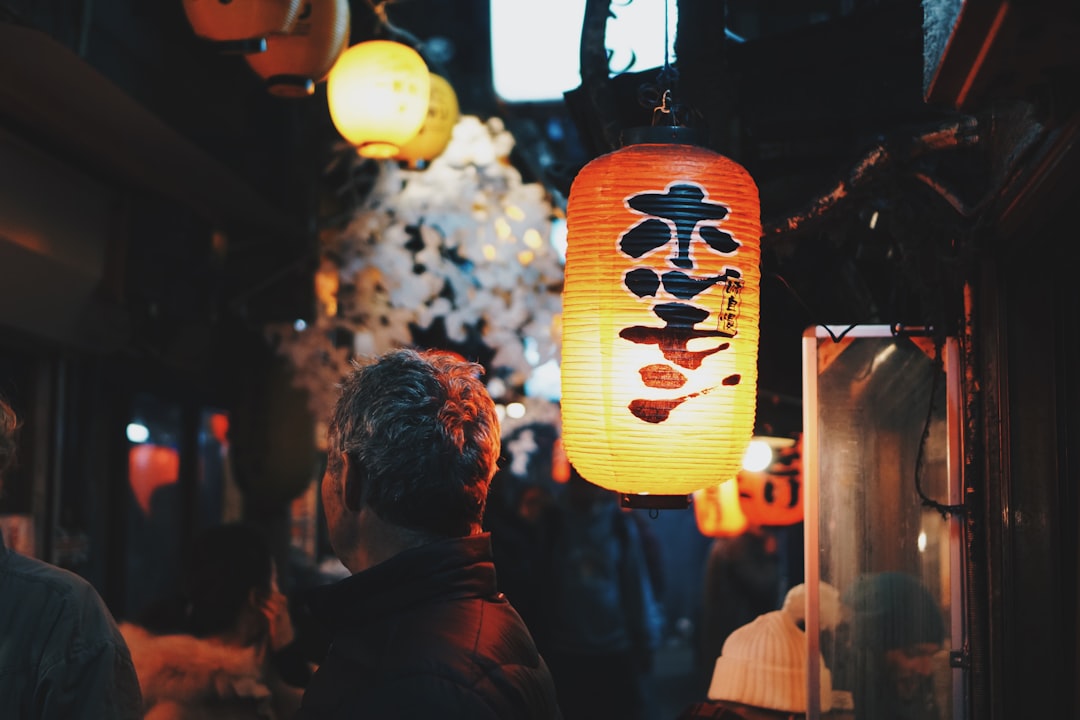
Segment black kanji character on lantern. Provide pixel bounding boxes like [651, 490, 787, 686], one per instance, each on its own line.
[616, 182, 744, 424]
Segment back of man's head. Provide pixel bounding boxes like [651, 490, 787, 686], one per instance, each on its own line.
[328, 348, 500, 538]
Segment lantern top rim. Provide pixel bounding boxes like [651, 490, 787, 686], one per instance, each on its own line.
[621, 125, 704, 148]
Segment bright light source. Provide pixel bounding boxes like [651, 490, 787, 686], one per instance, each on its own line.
[126, 422, 150, 444]
[490, 0, 678, 103]
[506, 402, 526, 419]
[742, 439, 773, 472]
[918, 530, 928, 553]
[487, 377, 507, 399]
[524, 358, 562, 401]
[294, 319, 308, 332]
[869, 210, 879, 229]
[549, 216, 567, 263]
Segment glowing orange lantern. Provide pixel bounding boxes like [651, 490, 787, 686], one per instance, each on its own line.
[128, 444, 180, 517]
[737, 434, 803, 526]
[244, 0, 350, 97]
[693, 478, 748, 537]
[395, 73, 459, 168]
[561, 127, 762, 498]
[209, 412, 230, 446]
[182, 0, 302, 47]
[326, 40, 430, 158]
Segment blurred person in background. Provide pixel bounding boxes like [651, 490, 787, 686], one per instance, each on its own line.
[537, 467, 663, 720]
[842, 572, 945, 720]
[120, 522, 305, 719]
[0, 394, 142, 719]
[677, 587, 846, 720]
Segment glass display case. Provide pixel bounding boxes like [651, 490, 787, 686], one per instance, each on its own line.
[802, 325, 966, 720]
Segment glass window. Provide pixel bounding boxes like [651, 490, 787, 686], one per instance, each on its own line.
[803, 326, 966, 720]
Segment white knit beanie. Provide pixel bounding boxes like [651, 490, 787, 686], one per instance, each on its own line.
[707, 610, 833, 713]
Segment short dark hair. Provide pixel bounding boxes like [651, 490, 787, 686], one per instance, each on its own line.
[0, 395, 19, 480]
[327, 348, 500, 537]
[184, 523, 274, 638]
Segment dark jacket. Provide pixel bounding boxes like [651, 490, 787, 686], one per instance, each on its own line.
[0, 533, 143, 719]
[297, 533, 563, 720]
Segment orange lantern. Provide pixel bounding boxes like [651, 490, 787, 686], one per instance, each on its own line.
[182, 0, 302, 48]
[693, 478, 748, 537]
[561, 127, 762, 498]
[395, 73, 459, 168]
[737, 434, 803, 526]
[326, 40, 430, 158]
[128, 444, 180, 517]
[244, 0, 350, 98]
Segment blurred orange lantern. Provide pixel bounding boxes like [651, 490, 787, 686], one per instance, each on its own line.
[183, 0, 302, 50]
[208, 412, 230, 446]
[693, 478, 748, 537]
[560, 127, 762, 499]
[395, 73, 459, 168]
[737, 435, 803, 526]
[327, 40, 430, 158]
[128, 444, 180, 517]
[244, 0, 350, 97]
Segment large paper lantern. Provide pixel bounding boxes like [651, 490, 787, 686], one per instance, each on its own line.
[244, 0, 350, 98]
[327, 40, 430, 159]
[561, 127, 762, 498]
[183, 0, 302, 48]
[395, 73, 459, 168]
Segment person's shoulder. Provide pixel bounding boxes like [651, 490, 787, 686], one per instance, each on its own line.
[1, 550, 108, 612]
[1, 551, 119, 634]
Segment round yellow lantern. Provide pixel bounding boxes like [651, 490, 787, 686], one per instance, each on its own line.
[182, 0, 302, 46]
[327, 40, 430, 159]
[395, 73, 459, 168]
[244, 0, 350, 98]
[561, 127, 762, 498]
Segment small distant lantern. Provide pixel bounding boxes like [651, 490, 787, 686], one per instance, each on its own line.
[395, 73, 459, 168]
[183, 0, 303, 52]
[244, 0, 350, 98]
[693, 478, 748, 537]
[736, 435, 804, 527]
[560, 127, 762, 500]
[326, 40, 430, 159]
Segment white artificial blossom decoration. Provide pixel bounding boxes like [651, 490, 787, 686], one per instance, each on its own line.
[269, 116, 564, 439]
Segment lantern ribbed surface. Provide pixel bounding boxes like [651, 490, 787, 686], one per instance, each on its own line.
[244, 0, 350, 98]
[327, 40, 430, 158]
[561, 142, 761, 495]
[183, 0, 302, 42]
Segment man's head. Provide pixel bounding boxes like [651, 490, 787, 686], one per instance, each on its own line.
[323, 349, 500, 563]
[0, 395, 18, 487]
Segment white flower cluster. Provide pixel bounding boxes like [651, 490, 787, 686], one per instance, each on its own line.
[270, 116, 565, 434]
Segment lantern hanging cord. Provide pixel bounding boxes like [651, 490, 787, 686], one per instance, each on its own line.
[914, 338, 966, 518]
[768, 273, 859, 345]
[638, 0, 681, 126]
[368, 0, 425, 52]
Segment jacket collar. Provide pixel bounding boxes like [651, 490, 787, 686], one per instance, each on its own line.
[309, 533, 498, 629]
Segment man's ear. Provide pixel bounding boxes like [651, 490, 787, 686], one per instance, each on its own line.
[342, 453, 366, 511]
